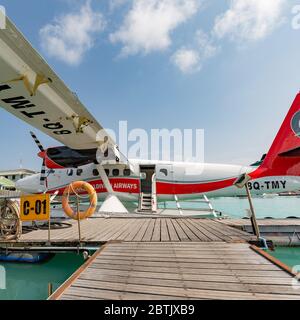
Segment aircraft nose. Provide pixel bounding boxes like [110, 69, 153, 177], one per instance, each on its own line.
[15, 176, 41, 193]
[15, 178, 26, 192]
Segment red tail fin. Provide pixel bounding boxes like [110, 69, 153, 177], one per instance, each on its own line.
[259, 93, 300, 176]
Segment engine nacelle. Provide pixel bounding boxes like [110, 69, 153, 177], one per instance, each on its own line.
[38, 147, 98, 169]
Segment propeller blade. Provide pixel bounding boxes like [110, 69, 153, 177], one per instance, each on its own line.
[40, 158, 47, 186]
[30, 131, 44, 152]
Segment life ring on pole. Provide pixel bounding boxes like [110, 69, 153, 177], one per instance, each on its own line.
[62, 181, 97, 220]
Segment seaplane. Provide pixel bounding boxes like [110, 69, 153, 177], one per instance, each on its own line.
[1, 16, 300, 215]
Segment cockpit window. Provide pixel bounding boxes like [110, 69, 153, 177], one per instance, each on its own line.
[93, 169, 99, 176]
[77, 169, 83, 176]
[160, 169, 168, 176]
[67, 169, 73, 176]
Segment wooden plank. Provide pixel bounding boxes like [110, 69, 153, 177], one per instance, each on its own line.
[160, 218, 170, 242]
[90, 262, 287, 277]
[123, 219, 146, 241]
[182, 219, 211, 241]
[101, 219, 137, 241]
[176, 219, 201, 241]
[165, 219, 180, 242]
[70, 279, 258, 300]
[132, 219, 151, 242]
[192, 220, 232, 242]
[90, 259, 280, 271]
[142, 219, 156, 242]
[64, 286, 187, 300]
[171, 219, 189, 241]
[151, 219, 161, 241]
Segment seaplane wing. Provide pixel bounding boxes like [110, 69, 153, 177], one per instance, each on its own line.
[0, 16, 114, 152]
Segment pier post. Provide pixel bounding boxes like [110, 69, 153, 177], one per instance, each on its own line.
[76, 199, 81, 245]
[245, 183, 260, 240]
[47, 211, 51, 244]
[48, 283, 53, 297]
[234, 173, 261, 241]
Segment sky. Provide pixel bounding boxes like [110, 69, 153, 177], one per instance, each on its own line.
[1, 0, 300, 171]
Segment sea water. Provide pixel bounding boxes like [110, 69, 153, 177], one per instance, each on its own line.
[0, 252, 84, 300]
[269, 247, 300, 269]
[210, 196, 300, 219]
[156, 196, 300, 218]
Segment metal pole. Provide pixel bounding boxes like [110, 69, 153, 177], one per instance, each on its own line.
[76, 198, 81, 245]
[245, 183, 260, 240]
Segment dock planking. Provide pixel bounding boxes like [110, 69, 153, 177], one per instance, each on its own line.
[3, 218, 256, 245]
[3, 216, 300, 300]
[51, 242, 300, 300]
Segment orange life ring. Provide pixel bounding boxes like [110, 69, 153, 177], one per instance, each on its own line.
[62, 181, 97, 220]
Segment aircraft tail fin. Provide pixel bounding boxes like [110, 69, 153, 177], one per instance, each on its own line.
[259, 93, 300, 176]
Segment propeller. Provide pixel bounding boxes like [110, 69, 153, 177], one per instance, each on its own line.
[30, 131, 47, 187]
[30, 131, 44, 152]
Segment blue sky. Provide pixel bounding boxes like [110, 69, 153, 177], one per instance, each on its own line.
[1, 0, 300, 171]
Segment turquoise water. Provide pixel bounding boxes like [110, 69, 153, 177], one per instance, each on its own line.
[0, 252, 84, 300]
[210, 196, 300, 219]
[269, 247, 300, 269]
[156, 196, 300, 218]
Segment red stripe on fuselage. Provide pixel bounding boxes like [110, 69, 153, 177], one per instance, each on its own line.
[48, 177, 236, 196]
[156, 178, 236, 194]
[50, 178, 141, 196]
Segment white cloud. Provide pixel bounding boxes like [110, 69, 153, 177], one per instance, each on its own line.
[213, 0, 287, 42]
[171, 48, 200, 73]
[40, 1, 105, 65]
[110, 0, 199, 56]
[195, 30, 218, 60]
[172, 30, 218, 74]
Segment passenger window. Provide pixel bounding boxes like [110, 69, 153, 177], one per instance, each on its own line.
[105, 169, 110, 176]
[67, 169, 73, 176]
[93, 169, 99, 176]
[160, 169, 168, 176]
[123, 169, 131, 176]
[77, 169, 83, 176]
[112, 169, 119, 177]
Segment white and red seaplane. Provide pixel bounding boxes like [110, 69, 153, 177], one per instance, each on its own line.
[1, 16, 300, 215]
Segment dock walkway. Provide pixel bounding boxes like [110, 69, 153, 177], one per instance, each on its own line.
[13, 218, 254, 245]
[2, 217, 299, 300]
[50, 242, 300, 300]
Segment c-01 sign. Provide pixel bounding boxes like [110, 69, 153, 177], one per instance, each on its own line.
[20, 194, 50, 221]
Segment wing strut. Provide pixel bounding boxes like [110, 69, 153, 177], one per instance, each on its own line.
[96, 165, 128, 214]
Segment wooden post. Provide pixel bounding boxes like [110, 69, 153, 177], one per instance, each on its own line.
[48, 283, 53, 297]
[48, 209, 51, 244]
[76, 198, 81, 245]
[245, 183, 260, 240]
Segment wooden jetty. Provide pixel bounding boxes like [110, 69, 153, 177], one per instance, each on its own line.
[50, 242, 300, 300]
[1, 216, 299, 300]
[0, 217, 255, 248]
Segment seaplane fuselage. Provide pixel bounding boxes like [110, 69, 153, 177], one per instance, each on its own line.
[16, 159, 300, 201]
